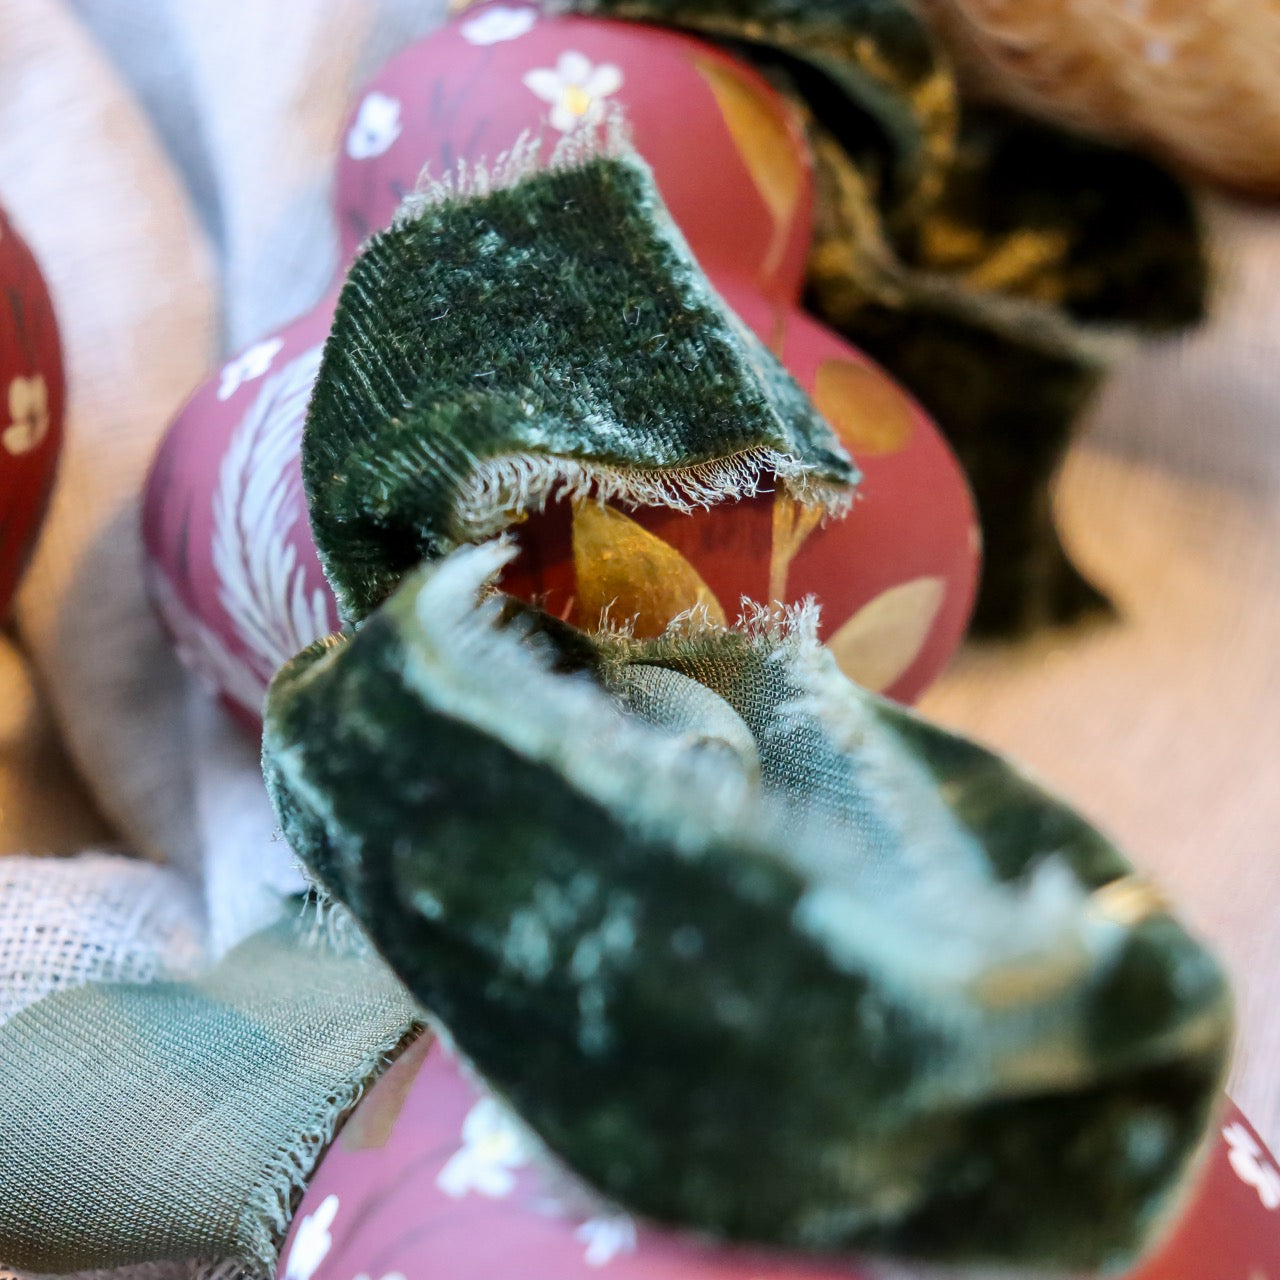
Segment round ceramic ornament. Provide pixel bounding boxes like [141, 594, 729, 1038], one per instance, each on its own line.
[278, 1033, 1280, 1280]
[336, 5, 814, 305]
[143, 275, 975, 719]
[0, 205, 65, 618]
[144, 4, 978, 721]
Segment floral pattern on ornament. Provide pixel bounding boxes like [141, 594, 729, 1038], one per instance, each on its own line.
[3, 374, 49, 455]
[461, 5, 538, 45]
[523, 52, 623, 134]
[347, 92, 403, 160]
[284, 1193, 339, 1280]
[436, 1096, 532, 1198]
[218, 336, 285, 401]
[575, 1213, 638, 1266]
[211, 344, 334, 685]
[1224, 1121, 1280, 1210]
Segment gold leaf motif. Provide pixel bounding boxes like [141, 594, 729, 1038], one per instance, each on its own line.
[573, 500, 726, 635]
[693, 57, 805, 280]
[769, 494, 824, 605]
[814, 358, 917, 456]
[828, 577, 945, 693]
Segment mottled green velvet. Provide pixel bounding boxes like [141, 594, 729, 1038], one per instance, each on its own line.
[304, 144, 855, 624]
[263, 543, 1231, 1270]
[267, 133, 1231, 1272]
[558, 0, 1210, 633]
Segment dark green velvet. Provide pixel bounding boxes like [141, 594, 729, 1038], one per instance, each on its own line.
[304, 149, 855, 624]
[263, 548, 1231, 1270]
[560, 0, 1210, 633]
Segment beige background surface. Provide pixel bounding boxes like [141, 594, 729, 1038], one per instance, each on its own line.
[922, 197, 1280, 1141]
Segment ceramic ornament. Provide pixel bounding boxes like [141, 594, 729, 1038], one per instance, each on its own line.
[280, 1035, 1280, 1280]
[336, 8, 814, 304]
[144, 8, 978, 720]
[142, 295, 341, 726]
[143, 278, 976, 718]
[0, 205, 65, 618]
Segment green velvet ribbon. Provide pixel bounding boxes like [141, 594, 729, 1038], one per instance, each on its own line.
[264, 139, 1231, 1271]
[552, 0, 1210, 633]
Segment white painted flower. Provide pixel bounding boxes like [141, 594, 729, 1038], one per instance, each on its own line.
[461, 5, 538, 45]
[285, 1193, 339, 1280]
[523, 52, 623, 134]
[3, 374, 49, 455]
[576, 1213, 638, 1266]
[1224, 1121, 1280, 1210]
[347, 91, 403, 161]
[437, 1096, 532, 1198]
[217, 336, 284, 401]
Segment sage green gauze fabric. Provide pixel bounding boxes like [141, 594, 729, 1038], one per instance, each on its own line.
[555, 0, 1210, 633]
[0, 909, 421, 1276]
[263, 542, 1232, 1272]
[303, 134, 856, 624]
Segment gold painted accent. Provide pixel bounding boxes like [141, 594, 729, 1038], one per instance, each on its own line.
[813, 358, 917, 456]
[828, 577, 946, 693]
[973, 954, 1088, 1011]
[767, 306, 787, 358]
[962, 229, 1071, 298]
[562, 84, 593, 119]
[572, 501, 726, 636]
[919, 218, 1070, 301]
[769, 495, 824, 605]
[693, 57, 806, 281]
[1091, 875, 1170, 927]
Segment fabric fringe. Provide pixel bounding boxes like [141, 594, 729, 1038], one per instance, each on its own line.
[396, 112, 632, 224]
[454, 445, 852, 541]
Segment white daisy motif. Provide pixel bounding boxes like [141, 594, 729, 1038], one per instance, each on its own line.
[437, 1096, 532, 1198]
[3, 374, 49, 455]
[1223, 1121, 1280, 1210]
[284, 1193, 339, 1280]
[347, 92, 403, 161]
[461, 5, 538, 45]
[523, 52, 623, 134]
[576, 1213, 638, 1266]
[217, 336, 285, 402]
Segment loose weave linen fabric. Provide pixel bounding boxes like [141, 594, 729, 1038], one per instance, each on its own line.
[0, 909, 421, 1275]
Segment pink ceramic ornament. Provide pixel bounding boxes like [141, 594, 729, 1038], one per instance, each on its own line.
[279, 1035, 1280, 1280]
[143, 5, 978, 723]
[143, 295, 340, 726]
[143, 276, 976, 718]
[336, 7, 813, 304]
[0, 205, 64, 617]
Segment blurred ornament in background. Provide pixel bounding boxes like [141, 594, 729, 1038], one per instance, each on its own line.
[0, 204, 65, 618]
[918, 0, 1280, 198]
